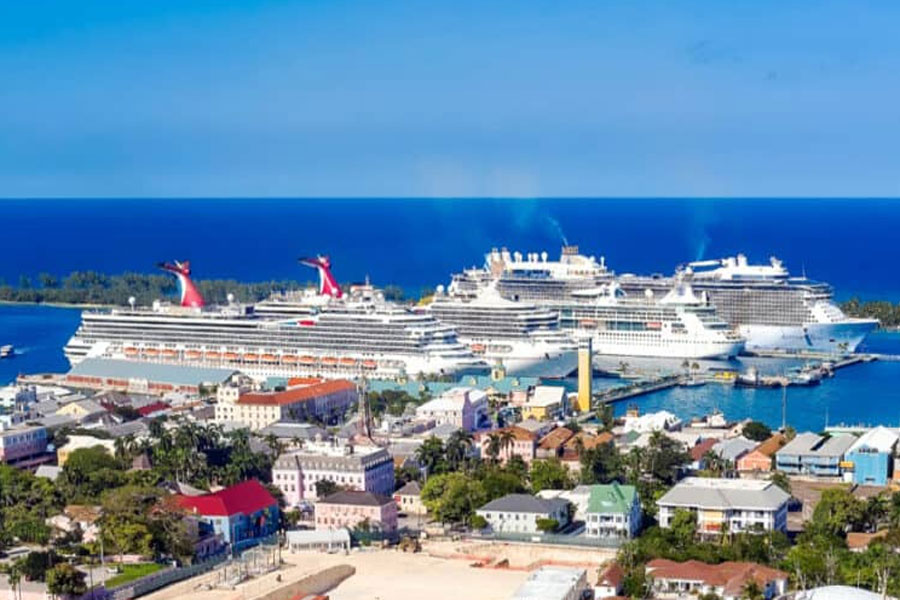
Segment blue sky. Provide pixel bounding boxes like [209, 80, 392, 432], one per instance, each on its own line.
[1, 1, 899, 197]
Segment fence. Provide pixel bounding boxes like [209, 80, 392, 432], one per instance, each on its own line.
[468, 530, 623, 549]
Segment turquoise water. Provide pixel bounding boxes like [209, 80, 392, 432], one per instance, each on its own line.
[2, 303, 899, 432]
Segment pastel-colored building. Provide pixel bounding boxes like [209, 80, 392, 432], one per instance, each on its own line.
[737, 434, 786, 473]
[175, 479, 279, 551]
[56, 434, 116, 466]
[393, 480, 426, 515]
[272, 439, 394, 507]
[315, 490, 398, 534]
[775, 432, 856, 478]
[646, 559, 788, 600]
[415, 387, 488, 432]
[843, 427, 900, 486]
[520, 386, 568, 422]
[584, 483, 642, 539]
[476, 493, 571, 535]
[0, 424, 48, 467]
[216, 379, 357, 430]
[477, 426, 538, 465]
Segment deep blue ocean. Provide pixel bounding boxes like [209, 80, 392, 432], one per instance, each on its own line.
[3, 198, 900, 432]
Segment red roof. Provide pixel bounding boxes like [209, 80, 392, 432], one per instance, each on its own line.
[137, 401, 170, 416]
[237, 380, 355, 407]
[646, 559, 787, 595]
[690, 438, 719, 462]
[175, 480, 277, 517]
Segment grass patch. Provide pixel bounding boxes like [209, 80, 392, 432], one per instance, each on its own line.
[104, 563, 165, 588]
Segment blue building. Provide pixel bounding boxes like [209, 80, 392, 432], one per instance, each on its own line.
[844, 427, 899, 486]
[775, 432, 856, 478]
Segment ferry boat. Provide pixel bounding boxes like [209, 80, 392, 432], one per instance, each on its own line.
[65, 258, 485, 381]
[0, 345, 13, 359]
[619, 254, 878, 354]
[426, 284, 579, 377]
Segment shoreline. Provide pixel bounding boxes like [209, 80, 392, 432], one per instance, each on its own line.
[0, 299, 109, 310]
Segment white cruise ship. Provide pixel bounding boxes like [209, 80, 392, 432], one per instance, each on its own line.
[449, 247, 743, 359]
[426, 284, 579, 378]
[65, 258, 485, 381]
[619, 254, 878, 354]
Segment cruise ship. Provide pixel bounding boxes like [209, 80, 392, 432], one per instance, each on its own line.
[449, 247, 743, 359]
[618, 254, 878, 354]
[426, 284, 579, 377]
[64, 258, 485, 381]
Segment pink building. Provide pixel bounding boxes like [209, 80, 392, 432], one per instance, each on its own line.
[315, 490, 398, 533]
[415, 387, 488, 432]
[477, 426, 538, 465]
[0, 425, 48, 467]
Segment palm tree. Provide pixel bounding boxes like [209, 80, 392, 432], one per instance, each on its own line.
[291, 436, 304, 450]
[740, 580, 764, 600]
[499, 429, 516, 459]
[486, 433, 503, 463]
[2, 561, 23, 600]
[445, 430, 474, 471]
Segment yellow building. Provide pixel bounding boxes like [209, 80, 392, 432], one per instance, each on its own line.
[575, 338, 592, 413]
[521, 386, 567, 421]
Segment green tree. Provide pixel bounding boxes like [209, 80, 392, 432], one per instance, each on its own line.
[46, 563, 87, 598]
[742, 421, 772, 442]
[809, 487, 866, 538]
[315, 480, 340, 498]
[415, 436, 447, 477]
[420, 473, 487, 524]
[529, 459, 572, 493]
[595, 404, 615, 432]
[445, 430, 474, 472]
[769, 471, 791, 494]
[536, 518, 560, 533]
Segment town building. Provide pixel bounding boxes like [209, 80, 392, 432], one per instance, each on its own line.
[393, 480, 426, 515]
[174, 479, 279, 551]
[775, 432, 856, 478]
[476, 426, 538, 465]
[520, 386, 568, 421]
[272, 439, 394, 507]
[536, 427, 575, 460]
[476, 493, 570, 535]
[843, 426, 899, 486]
[314, 490, 398, 534]
[594, 562, 625, 599]
[414, 387, 488, 432]
[0, 424, 48, 467]
[689, 438, 719, 471]
[737, 434, 786, 473]
[712, 437, 757, 464]
[512, 567, 589, 600]
[657, 477, 790, 535]
[584, 483, 642, 539]
[65, 358, 241, 396]
[645, 559, 788, 600]
[560, 431, 614, 472]
[57, 434, 116, 466]
[285, 528, 351, 553]
[216, 379, 357, 430]
[622, 409, 682, 433]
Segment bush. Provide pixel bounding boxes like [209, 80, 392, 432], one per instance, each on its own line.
[536, 518, 559, 533]
[742, 421, 772, 442]
[469, 514, 488, 530]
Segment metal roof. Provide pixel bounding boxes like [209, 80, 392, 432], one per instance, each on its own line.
[478, 493, 568, 514]
[512, 567, 586, 600]
[586, 483, 638, 515]
[69, 358, 238, 386]
[657, 477, 790, 511]
[846, 426, 900, 455]
[777, 432, 856, 458]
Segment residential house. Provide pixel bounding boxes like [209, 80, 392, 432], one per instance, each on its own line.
[520, 386, 568, 421]
[216, 379, 357, 430]
[843, 427, 899, 486]
[560, 431, 614, 472]
[775, 432, 856, 477]
[477, 426, 538, 465]
[584, 483, 642, 539]
[657, 477, 790, 535]
[595, 562, 625, 599]
[314, 490, 398, 534]
[536, 427, 575, 460]
[272, 439, 394, 506]
[174, 479, 279, 551]
[55, 399, 107, 424]
[414, 387, 488, 432]
[645, 559, 788, 600]
[476, 493, 570, 534]
[689, 438, 719, 471]
[393, 481, 426, 515]
[712, 437, 757, 464]
[737, 434, 786, 473]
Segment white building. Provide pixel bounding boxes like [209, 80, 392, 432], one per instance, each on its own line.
[657, 477, 790, 535]
[512, 567, 589, 600]
[623, 410, 682, 433]
[476, 493, 570, 535]
[414, 387, 488, 432]
[216, 379, 357, 431]
[272, 439, 394, 507]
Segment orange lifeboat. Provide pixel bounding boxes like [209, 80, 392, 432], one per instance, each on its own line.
[244, 353, 259, 362]
[339, 357, 357, 367]
[261, 354, 278, 363]
[144, 348, 160, 357]
[124, 347, 138, 356]
[470, 343, 486, 354]
[224, 352, 239, 361]
[162, 349, 177, 358]
[282, 355, 298, 364]
[321, 357, 338, 366]
[206, 351, 221, 360]
[299, 356, 316, 365]
[185, 350, 202, 360]
[362, 360, 377, 370]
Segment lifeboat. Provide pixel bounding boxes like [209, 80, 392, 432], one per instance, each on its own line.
[244, 353, 259, 362]
[206, 351, 221, 360]
[261, 354, 278, 363]
[124, 347, 138, 356]
[321, 357, 338, 366]
[162, 349, 177, 358]
[185, 350, 202, 360]
[339, 357, 357, 367]
[299, 356, 316, 365]
[282, 355, 298, 364]
[470, 343, 486, 354]
[224, 352, 239, 361]
[580, 319, 596, 327]
[144, 348, 160, 357]
[362, 360, 377, 370]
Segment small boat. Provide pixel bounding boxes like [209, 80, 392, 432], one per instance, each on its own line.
[680, 378, 706, 388]
[339, 357, 357, 366]
[243, 353, 259, 362]
[185, 350, 202, 360]
[123, 347, 138, 356]
[362, 360, 377, 370]
[321, 357, 338, 366]
[299, 355, 316, 365]
[0, 345, 13, 359]
[261, 354, 278, 363]
[206, 351, 221, 360]
[144, 348, 160, 357]
[282, 355, 298, 364]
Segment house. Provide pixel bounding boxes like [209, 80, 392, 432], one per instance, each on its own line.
[775, 432, 856, 477]
[174, 479, 279, 551]
[846, 530, 889, 552]
[622, 410, 682, 433]
[56, 434, 116, 466]
[595, 562, 625, 599]
[512, 567, 589, 600]
[536, 427, 575, 460]
[645, 559, 788, 600]
[737, 434, 786, 473]
[477, 426, 538, 465]
[272, 439, 394, 506]
[560, 431, 614, 472]
[315, 490, 398, 534]
[712, 437, 757, 464]
[476, 493, 570, 534]
[657, 477, 790, 535]
[46, 504, 102, 543]
[414, 387, 488, 432]
[393, 480, 426, 515]
[520, 386, 568, 421]
[0, 424, 48, 467]
[689, 438, 719, 471]
[584, 483, 642, 539]
[55, 399, 107, 424]
[843, 427, 900, 486]
[516, 418, 555, 439]
[216, 379, 357, 430]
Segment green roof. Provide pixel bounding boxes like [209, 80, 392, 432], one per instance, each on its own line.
[586, 483, 637, 515]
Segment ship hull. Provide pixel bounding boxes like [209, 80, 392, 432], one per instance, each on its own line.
[492, 348, 578, 378]
[740, 319, 878, 354]
[590, 336, 744, 359]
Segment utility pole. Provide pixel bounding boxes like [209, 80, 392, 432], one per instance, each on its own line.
[781, 384, 787, 431]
